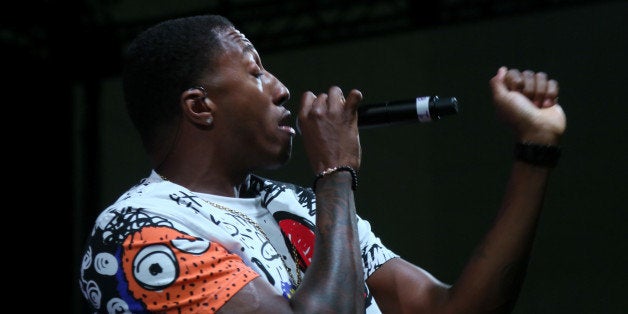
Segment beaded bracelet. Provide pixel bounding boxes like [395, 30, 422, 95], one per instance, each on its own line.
[513, 142, 562, 168]
[312, 165, 358, 191]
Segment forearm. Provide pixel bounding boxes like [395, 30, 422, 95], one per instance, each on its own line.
[369, 67, 565, 314]
[447, 161, 552, 313]
[290, 171, 364, 313]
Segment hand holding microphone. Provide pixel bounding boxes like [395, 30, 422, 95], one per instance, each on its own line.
[296, 94, 460, 133]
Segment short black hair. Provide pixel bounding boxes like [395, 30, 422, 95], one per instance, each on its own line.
[123, 15, 234, 153]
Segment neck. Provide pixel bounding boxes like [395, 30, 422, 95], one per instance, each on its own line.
[151, 122, 253, 197]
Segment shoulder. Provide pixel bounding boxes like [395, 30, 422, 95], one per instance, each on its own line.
[86, 176, 210, 250]
[80, 221, 259, 312]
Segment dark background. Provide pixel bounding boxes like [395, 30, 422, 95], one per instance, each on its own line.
[8, 0, 624, 313]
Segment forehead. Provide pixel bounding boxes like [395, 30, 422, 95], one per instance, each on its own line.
[220, 27, 258, 56]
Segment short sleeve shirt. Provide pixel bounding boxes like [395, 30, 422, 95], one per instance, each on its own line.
[78, 171, 398, 313]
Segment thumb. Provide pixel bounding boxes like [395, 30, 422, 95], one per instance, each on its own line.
[344, 89, 363, 111]
[489, 66, 509, 100]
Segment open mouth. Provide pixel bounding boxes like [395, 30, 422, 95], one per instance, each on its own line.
[279, 111, 296, 135]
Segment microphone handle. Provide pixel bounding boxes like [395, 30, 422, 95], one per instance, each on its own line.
[357, 95, 459, 129]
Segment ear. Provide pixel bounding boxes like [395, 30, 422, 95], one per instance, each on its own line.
[181, 88, 214, 127]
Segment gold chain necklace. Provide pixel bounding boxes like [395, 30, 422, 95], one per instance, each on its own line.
[157, 173, 303, 287]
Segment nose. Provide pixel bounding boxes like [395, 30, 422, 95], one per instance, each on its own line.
[276, 87, 290, 107]
[268, 72, 290, 107]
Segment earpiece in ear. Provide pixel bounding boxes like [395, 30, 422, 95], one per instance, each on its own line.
[204, 98, 210, 105]
[206, 116, 213, 125]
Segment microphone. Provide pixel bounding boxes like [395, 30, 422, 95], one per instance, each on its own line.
[357, 95, 459, 129]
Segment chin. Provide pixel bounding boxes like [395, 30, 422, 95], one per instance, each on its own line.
[273, 151, 293, 169]
[263, 144, 293, 170]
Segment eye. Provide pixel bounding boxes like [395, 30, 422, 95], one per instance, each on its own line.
[253, 70, 263, 79]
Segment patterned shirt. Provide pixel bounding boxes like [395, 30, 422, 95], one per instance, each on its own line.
[79, 170, 398, 313]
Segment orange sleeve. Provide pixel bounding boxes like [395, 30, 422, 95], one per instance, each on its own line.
[121, 225, 260, 313]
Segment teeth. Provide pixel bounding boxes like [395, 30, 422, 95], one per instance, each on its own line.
[280, 125, 296, 135]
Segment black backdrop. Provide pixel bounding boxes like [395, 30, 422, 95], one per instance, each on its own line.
[64, 1, 628, 313]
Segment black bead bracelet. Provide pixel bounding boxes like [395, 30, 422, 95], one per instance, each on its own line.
[513, 142, 562, 168]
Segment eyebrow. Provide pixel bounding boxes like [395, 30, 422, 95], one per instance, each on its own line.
[243, 42, 255, 54]
[242, 42, 262, 66]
